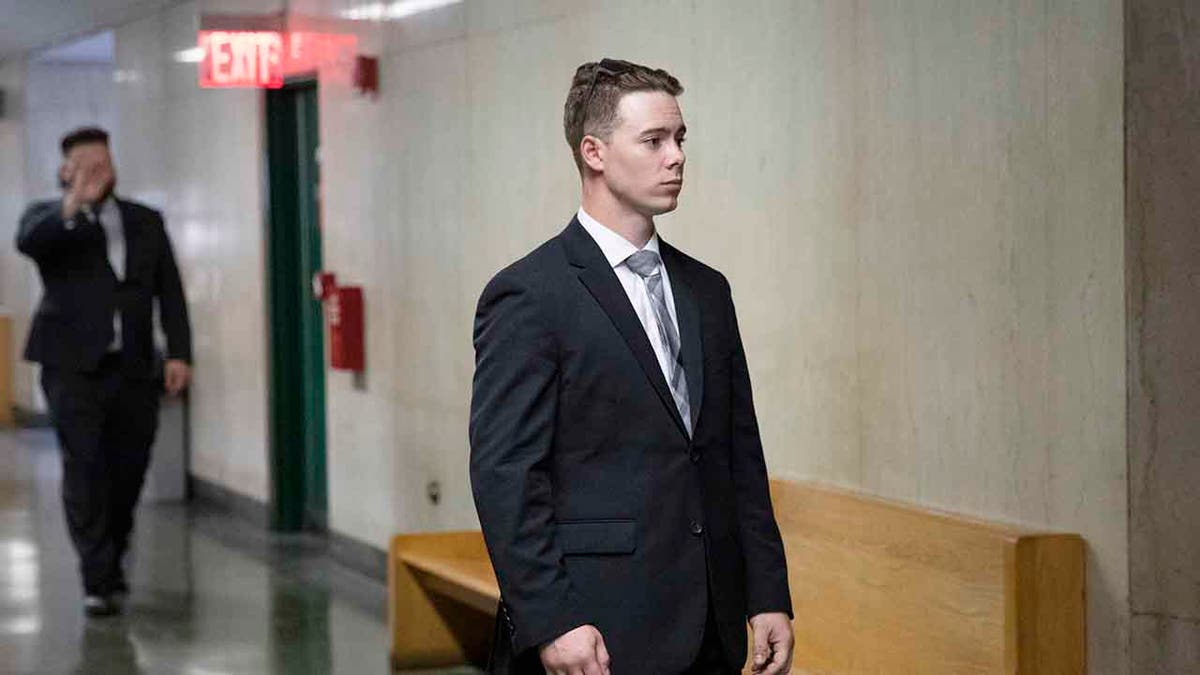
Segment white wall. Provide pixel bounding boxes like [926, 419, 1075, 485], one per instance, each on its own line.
[7, 1, 1126, 670]
[319, 2, 1126, 669]
[847, 2, 1127, 666]
[23, 62, 119, 198]
[2, 59, 119, 412]
[0, 59, 31, 407]
[111, 1, 276, 502]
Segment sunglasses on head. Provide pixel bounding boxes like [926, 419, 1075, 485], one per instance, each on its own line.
[581, 58, 635, 118]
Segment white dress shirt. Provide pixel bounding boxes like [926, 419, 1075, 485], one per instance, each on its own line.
[74, 196, 124, 351]
[577, 207, 682, 385]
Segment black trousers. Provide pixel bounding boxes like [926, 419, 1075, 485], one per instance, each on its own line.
[41, 354, 160, 595]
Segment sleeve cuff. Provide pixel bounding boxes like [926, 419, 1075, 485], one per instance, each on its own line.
[507, 600, 591, 656]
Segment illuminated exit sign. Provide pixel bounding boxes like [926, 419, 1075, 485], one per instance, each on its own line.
[199, 30, 283, 89]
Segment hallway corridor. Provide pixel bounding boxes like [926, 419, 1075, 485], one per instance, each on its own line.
[0, 427, 423, 674]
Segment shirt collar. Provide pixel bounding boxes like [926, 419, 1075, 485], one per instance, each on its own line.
[99, 195, 119, 220]
[576, 207, 661, 270]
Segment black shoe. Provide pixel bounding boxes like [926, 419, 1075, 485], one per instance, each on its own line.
[83, 594, 123, 618]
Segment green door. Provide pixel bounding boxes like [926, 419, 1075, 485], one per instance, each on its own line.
[266, 81, 327, 532]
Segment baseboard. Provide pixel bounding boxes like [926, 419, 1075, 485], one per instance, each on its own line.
[188, 474, 271, 530]
[330, 530, 388, 582]
[188, 473, 387, 582]
[12, 405, 52, 428]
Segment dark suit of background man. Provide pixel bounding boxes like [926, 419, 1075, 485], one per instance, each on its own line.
[16, 127, 192, 617]
[470, 60, 795, 675]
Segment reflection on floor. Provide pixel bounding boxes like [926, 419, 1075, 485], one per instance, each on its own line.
[0, 428, 481, 675]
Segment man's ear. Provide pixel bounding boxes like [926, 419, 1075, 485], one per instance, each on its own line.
[580, 134, 605, 173]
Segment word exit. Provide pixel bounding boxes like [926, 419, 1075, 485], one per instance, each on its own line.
[199, 30, 283, 89]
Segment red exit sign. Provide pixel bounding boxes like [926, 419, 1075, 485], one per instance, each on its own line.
[199, 30, 283, 89]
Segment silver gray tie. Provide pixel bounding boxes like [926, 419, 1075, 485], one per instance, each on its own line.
[625, 250, 692, 436]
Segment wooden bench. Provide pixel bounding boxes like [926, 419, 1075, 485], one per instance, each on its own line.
[389, 480, 1085, 673]
[389, 531, 499, 669]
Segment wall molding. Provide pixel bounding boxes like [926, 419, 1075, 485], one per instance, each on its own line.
[329, 529, 388, 582]
[188, 474, 270, 530]
[188, 473, 387, 582]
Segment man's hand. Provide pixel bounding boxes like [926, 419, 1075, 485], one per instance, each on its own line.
[164, 359, 192, 396]
[60, 157, 87, 220]
[539, 624, 611, 675]
[60, 151, 113, 221]
[749, 612, 794, 674]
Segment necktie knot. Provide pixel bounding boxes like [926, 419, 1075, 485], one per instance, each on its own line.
[625, 250, 661, 278]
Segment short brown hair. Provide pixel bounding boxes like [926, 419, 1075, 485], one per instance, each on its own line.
[563, 58, 683, 173]
[61, 126, 110, 155]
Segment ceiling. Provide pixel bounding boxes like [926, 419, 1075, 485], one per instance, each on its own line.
[0, 0, 178, 63]
[32, 31, 114, 63]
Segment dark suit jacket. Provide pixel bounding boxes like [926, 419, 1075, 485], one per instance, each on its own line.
[16, 197, 192, 377]
[469, 217, 791, 673]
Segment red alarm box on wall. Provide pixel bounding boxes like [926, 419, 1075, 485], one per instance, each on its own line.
[328, 285, 364, 371]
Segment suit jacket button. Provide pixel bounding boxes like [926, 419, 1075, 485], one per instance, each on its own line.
[690, 521, 704, 536]
[690, 451, 701, 463]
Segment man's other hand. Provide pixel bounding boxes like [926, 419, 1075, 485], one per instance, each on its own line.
[164, 359, 191, 396]
[749, 612, 794, 674]
[539, 624, 611, 675]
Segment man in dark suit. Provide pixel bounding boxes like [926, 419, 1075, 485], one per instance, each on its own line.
[470, 60, 794, 674]
[16, 127, 192, 617]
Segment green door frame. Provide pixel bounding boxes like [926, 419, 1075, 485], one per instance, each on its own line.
[265, 78, 328, 532]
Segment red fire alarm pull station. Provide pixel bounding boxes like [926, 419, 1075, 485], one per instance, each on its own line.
[327, 285, 364, 372]
[313, 271, 337, 301]
[353, 55, 379, 97]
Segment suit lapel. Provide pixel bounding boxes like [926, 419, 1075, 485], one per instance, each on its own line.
[661, 241, 704, 432]
[560, 218, 691, 440]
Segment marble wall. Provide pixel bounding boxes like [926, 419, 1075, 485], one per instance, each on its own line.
[23, 63, 119, 198]
[317, 3, 1128, 669]
[845, 3, 1127, 668]
[3, 60, 119, 413]
[110, 1, 276, 502]
[0, 60, 29, 407]
[1, 1, 1132, 671]
[1126, 0, 1200, 671]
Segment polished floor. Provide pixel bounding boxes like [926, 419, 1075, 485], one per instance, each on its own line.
[0, 428, 479, 675]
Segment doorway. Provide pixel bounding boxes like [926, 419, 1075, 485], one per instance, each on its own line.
[265, 80, 327, 532]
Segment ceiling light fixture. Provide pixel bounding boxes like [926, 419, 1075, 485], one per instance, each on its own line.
[339, 0, 463, 21]
[173, 47, 205, 63]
